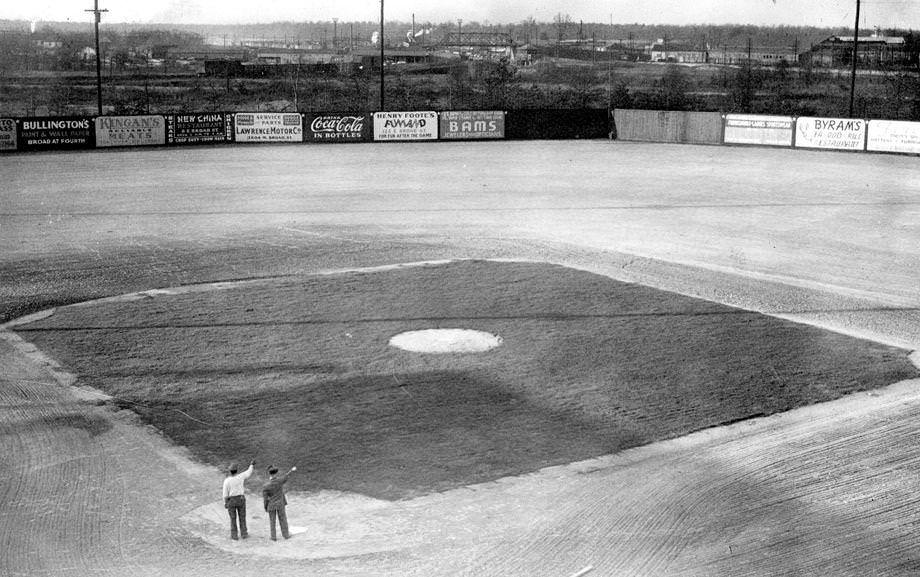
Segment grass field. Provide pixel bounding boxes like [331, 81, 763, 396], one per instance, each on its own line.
[16, 260, 918, 500]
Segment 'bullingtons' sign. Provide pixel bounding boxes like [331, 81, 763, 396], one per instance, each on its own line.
[17, 117, 95, 151]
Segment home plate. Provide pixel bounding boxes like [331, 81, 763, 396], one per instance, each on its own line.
[289, 525, 308, 535]
[388, 329, 503, 354]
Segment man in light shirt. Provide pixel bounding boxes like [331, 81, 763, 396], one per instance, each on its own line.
[222, 460, 254, 540]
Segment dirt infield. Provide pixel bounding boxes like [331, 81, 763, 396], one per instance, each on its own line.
[2, 141, 920, 576]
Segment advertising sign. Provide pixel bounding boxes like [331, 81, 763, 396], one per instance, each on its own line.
[723, 114, 794, 147]
[166, 113, 233, 145]
[234, 113, 303, 142]
[17, 117, 94, 151]
[866, 120, 920, 155]
[373, 111, 438, 141]
[303, 113, 371, 142]
[795, 117, 866, 151]
[0, 118, 16, 151]
[96, 115, 166, 147]
[439, 111, 505, 140]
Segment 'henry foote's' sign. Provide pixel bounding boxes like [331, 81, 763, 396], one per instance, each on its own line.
[373, 111, 438, 141]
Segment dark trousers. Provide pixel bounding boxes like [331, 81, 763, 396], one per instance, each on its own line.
[268, 507, 289, 540]
[226, 495, 247, 539]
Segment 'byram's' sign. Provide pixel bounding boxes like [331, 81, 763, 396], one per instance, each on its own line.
[795, 117, 866, 150]
[373, 111, 438, 141]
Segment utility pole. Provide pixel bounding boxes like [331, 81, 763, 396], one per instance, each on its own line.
[380, 0, 385, 110]
[85, 0, 107, 116]
[607, 13, 612, 108]
[333, 18, 338, 50]
[849, 0, 861, 116]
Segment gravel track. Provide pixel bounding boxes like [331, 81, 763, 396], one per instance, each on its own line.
[2, 141, 919, 576]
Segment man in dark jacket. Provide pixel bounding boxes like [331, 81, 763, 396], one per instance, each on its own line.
[262, 465, 296, 541]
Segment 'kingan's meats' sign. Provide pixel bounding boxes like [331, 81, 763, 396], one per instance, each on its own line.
[96, 115, 166, 147]
[0, 118, 16, 151]
[17, 117, 94, 151]
[795, 117, 866, 151]
[373, 111, 438, 141]
[304, 114, 370, 142]
[234, 113, 303, 142]
[439, 111, 505, 140]
[167, 113, 233, 145]
[866, 119, 920, 155]
[723, 114, 794, 147]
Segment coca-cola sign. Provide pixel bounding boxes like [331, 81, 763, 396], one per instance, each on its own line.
[304, 113, 371, 142]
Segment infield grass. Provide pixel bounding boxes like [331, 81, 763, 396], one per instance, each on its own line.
[17, 260, 919, 499]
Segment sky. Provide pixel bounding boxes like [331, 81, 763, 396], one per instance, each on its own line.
[2, 0, 918, 29]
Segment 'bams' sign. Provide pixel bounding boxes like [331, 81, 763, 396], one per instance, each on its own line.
[439, 111, 505, 140]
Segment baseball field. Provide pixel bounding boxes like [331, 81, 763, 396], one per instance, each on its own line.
[2, 140, 920, 576]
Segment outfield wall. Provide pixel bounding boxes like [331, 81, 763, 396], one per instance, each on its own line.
[1, 109, 919, 156]
[612, 110, 723, 144]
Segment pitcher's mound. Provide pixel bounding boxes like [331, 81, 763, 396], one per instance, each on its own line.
[389, 329, 502, 354]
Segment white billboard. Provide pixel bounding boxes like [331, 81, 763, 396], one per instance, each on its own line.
[723, 114, 794, 147]
[0, 118, 16, 151]
[866, 120, 920, 155]
[795, 117, 866, 151]
[234, 113, 303, 143]
[373, 111, 438, 141]
[95, 115, 166, 147]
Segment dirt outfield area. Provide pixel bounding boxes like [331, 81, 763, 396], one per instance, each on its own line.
[2, 141, 920, 576]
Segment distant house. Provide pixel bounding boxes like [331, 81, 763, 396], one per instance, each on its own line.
[33, 33, 63, 52]
[78, 46, 96, 63]
[806, 33, 908, 67]
[649, 40, 707, 64]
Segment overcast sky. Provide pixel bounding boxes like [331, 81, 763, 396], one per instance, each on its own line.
[3, 0, 918, 29]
